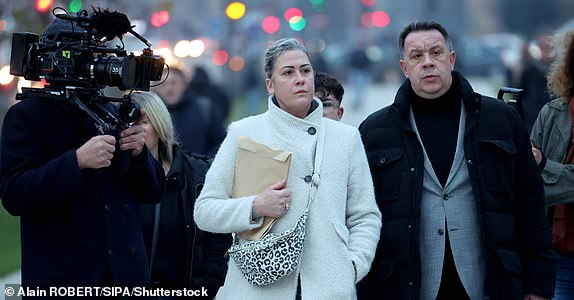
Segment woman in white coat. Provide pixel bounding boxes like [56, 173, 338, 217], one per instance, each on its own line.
[193, 38, 381, 300]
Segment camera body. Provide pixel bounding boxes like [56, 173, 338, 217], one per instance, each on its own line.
[9, 10, 164, 91]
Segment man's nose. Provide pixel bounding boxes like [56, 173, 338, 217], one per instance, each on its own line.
[422, 53, 434, 67]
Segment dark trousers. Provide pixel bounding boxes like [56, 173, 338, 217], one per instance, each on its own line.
[436, 230, 470, 300]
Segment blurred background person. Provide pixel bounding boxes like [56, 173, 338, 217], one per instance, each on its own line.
[314, 72, 345, 121]
[530, 30, 574, 300]
[185, 65, 231, 124]
[132, 91, 231, 299]
[347, 42, 372, 110]
[242, 57, 266, 117]
[518, 30, 554, 133]
[153, 62, 226, 157]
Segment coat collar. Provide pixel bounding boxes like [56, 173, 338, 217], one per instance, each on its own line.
[266, 95, 323, 127]
[393, 71, 481, 122]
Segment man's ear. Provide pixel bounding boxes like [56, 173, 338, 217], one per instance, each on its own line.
[400, 60, 408, 78]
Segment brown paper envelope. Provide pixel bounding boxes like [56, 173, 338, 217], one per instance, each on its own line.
[233, 136, 292, 240]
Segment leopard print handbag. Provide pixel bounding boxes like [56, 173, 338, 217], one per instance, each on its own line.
[227, 208, 309, 285]
[227, 119, 326, 286]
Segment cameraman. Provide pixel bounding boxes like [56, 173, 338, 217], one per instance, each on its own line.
[0, 17, 164, 292]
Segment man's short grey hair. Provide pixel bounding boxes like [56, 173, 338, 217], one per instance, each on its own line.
[264, 38, 311, 79]
[398, 20, 453, 59]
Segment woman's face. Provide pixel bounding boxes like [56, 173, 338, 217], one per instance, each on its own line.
[266, 50, 315, 118]
[141, 113, 159, 159]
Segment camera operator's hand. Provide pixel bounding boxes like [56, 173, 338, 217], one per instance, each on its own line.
[119, 109, 147, 157]
[76, 135, 116, 170]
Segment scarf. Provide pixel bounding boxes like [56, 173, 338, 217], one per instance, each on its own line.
[552, 95, 574, 254]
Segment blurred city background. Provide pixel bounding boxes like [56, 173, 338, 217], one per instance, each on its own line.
[0, 0, 573, 291]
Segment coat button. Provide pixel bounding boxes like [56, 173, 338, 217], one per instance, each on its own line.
[104, 205, 110, 212]
[307, 127, 317, 135]
[443, 194, 449, 201]
[410, 168, 415, 172]
[438, 228, 444, 235]
[379, 158, 386, 164]
[108, 249, 114, 256]
[467, 159, 472, 165]
[407, 224, 412, 229]
[304, 175, 312, 183]
[124, 204, 130, 211]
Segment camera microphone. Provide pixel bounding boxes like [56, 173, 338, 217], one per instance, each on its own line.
[55, 7, 132, 41]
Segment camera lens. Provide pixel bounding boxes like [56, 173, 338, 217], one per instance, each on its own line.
[89, 56, 125, 88]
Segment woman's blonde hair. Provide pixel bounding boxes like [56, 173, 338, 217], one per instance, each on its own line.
[130, 91, 177, 167]
[547, 31, 574, 99]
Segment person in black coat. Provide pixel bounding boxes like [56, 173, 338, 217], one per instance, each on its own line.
[132, 92, 231, 299]
[517, 32, 553, 134]
[358, 20, 554, 300]
[1, 50, 163, 296]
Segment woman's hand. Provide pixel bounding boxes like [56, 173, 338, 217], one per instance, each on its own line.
[252, 179, 292, 218]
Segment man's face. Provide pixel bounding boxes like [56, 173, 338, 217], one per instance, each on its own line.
[400, 29, 456, 99]
[316, 92, 343, 121]
[153, 72, 187, 106]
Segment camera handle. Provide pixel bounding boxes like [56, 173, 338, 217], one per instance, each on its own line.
[117, 101, 142, 176]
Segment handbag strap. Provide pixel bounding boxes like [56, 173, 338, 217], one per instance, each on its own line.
[306, 117, 326, 209]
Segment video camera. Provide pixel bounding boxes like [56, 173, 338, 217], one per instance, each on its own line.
[8, 7, 166, 135]
[10, 7, 164, 91]
[8, 7, 166, 175]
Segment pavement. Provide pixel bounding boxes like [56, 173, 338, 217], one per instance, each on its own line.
[1, 270, 20, 300]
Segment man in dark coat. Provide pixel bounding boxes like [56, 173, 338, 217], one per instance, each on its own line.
[357, 20, 554, 300]
[0, 18, 163, 292]
[1, 96, 163, 291]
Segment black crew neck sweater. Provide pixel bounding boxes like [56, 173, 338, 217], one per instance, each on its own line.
[411, 80, 462, 187]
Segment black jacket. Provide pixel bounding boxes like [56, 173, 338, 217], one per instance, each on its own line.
[0, 97, 163, 288]
[357, 72, 555, 299]
[141, 146, 231, 298]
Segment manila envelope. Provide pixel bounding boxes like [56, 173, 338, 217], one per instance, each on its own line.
[233, 136, 292, 241]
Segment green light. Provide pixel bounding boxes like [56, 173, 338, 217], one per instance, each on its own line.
[69, 0, 82, 13]
[289, 16, 306, 31]
[310, 0, 324, 4]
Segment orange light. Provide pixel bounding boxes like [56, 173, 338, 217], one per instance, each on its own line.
[228, 56, 245, 72]
[36, 0, 53, 12]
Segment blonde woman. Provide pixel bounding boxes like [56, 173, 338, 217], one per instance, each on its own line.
[131, 91, 231, 298]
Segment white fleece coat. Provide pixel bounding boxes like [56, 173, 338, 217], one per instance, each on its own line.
[194, 97, 382, 300]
